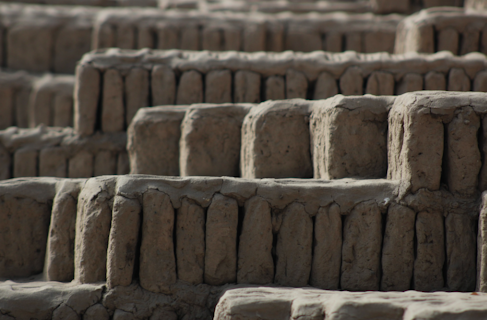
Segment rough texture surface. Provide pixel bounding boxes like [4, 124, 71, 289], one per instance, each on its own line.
[240, 99, 312, 179]
[205, 194, 238, 286]
[237, 196, 274, 285]
[128, 106, 187, 176]
[179, 104, 251, 177]
[341, 201, 382, 291]
[311, 95, 392, 179]
[274, 202, 313, 287]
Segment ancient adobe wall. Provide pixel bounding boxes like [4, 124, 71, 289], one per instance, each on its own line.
[74, 49, 487, 135]
[93, 10, 400, 54]
[0, 174, 476, 295]
[0, 70, 74, 130]
[128, 91, 487, 197]
[0, 127, 128, 181]
[0, 3, 96, 74]
[395, 8, 487, 55]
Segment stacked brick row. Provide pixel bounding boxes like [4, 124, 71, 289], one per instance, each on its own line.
[0, 174, 474, 296]
[75, 48, 487, 135]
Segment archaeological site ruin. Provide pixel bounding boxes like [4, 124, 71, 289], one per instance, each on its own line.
[4, 0, 487, 319]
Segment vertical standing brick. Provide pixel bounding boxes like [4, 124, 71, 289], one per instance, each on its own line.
[460, 28, 480, 55]
[387, 94, 444, 192]
[396, 73, 423, 94]
[117, 152, 130, 175]
[286, 70, 308, 99]
[74, 64, 100, 136]
[116, 24, 135, 49]
[446, 213, 476, 292]
[128, 106, 187, 175]
[285, 25, 321, 52]
[448, 68, 471, 92]
[107, 196, 141, 289]
[0, 144, 10, 180]
[39, 147, 66, 178]
[176, 70, 203, 105]
[310, 204, 342, 290]
[30, 86, 53, 127]
[0, 195, 51, 278]
[265, 76, 285, 101]
[345, 32, 362, 52]
[0, 87, 14, 129]
[339, 66, 363, 95]
[223, 26, 242, 51]
[205, 70, 232, 103]
[481, 25, 487, 54]
[424, 71, 446, 91]
[13, 148, 37, 178]
[235, 70, 260, 103]
[102, 69, 125, 133]
[16, 87, 31, 128]
[140, 190, 176, 293]
[438, 27, 459, 54]
[474, 70, 487, 92]
[275, 203, 313, 287]
[381, 204, 416, 291]
[243, 23, 265, 52]
[137, 25, 154, 49]
[341, 201, 382, 291]
[445, 107, 480, 195]
[324, 32, 342, 52]
[94, 151, 117, 176]
[180, 25, 200, 51]
[414, 211, 445, 291]
[176, 198, 205, 285]
[179, 105, 249, 177]
[202, 26, 222, 51]
[151, 65, 176, 106]
[266, 22, 284, 52]
[44, 182, 79, 282]
[125, 68, 149, 126]
[237, 197, 274, 284]
[240, 100, 312, 179]
[53, 94, 72, 128]
[75, 178, 113, 283]
[157, 24, 179, 49]
[365, 71, 394, 95]
[204, 194, 238, 286]
[68, 151, 93, 178]
[314, 72, 338, 99]
[94, 22, 115, 49]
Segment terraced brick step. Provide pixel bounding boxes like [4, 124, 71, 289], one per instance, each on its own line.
[214, 287, 487, 320]
[395, 7, 487, 55]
